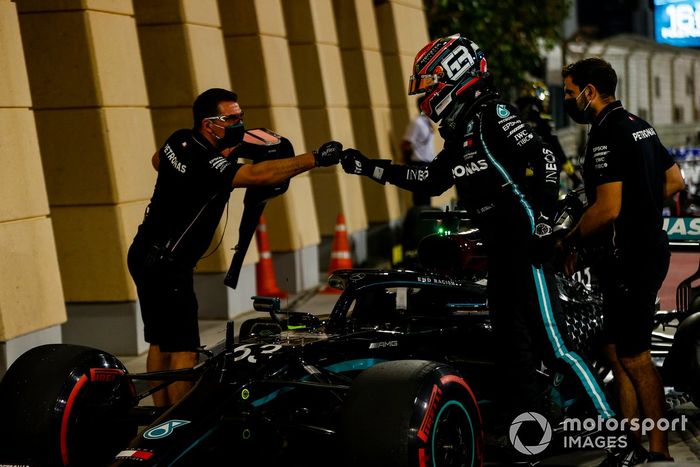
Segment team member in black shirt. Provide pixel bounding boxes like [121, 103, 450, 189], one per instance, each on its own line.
[562, 58, 685, 464]
[342, 34, 614, 425]
[128, 88, 342, 406]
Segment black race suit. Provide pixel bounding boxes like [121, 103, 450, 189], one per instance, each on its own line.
[380, 97, 614, 418]
[128, 129, 240, 352]
[582, 101, 675, 357]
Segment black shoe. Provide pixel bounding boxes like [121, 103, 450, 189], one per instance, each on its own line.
[646, 451, 674, 463]
[597, 444, 649, 467]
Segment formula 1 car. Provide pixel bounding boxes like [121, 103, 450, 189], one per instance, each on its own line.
[1, 212, 699, 466]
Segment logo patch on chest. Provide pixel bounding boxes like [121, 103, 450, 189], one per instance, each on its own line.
[496, 104, 510, 118]
[452, 160, 488, 178]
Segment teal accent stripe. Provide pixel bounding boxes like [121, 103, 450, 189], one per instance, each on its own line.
[431, 400, 475, 467]
[170, 426, 217, 464]
[250, 358, 387, 408]
[531, 265, 614, 418]
[477, 120, 534, 231]
[479, 125, 613, 419]
[323, 358, 387, 373]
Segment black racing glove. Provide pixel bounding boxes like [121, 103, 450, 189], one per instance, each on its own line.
[313, 141, 342, 167]
[341, 149, 391, 184]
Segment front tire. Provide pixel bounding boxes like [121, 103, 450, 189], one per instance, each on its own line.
[340, 360, 483, 467]
[0, 344, 137, 466]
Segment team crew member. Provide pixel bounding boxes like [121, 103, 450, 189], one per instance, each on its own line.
[562, 58, 685, 464]
[341, 34, 613, 422]
[128, 88, 342, 406]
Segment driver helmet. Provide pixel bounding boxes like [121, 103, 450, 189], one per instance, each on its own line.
[408, 34, 489, 124]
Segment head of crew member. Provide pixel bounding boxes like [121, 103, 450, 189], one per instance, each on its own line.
[128, 88, 342, 406]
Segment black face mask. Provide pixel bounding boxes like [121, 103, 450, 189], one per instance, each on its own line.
[214, 122, 245, 148]
[563, 87, 592, 124]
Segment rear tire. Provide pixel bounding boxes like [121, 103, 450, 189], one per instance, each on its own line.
[0, 344, 137, 466]
[340, 360, 483, 467]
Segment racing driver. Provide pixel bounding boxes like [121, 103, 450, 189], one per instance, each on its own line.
[341, 34, 614, 425]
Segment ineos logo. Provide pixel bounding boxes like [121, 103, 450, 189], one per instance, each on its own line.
[440, 45, 474, 81]
[509, 412, 552, 455]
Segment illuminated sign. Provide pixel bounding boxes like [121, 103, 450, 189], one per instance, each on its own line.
[655, 0, 700, 47]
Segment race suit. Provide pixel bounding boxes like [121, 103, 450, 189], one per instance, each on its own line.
[582, 101, 675, 357]
[128, 129, 241, 352]
[372, 96, 614, 418]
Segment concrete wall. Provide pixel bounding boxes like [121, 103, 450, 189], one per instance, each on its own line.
[0, 0, 65, 369]
[0, 0, 435, 368]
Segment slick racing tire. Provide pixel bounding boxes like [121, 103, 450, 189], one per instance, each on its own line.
[0, 344, 137, 466]
[665, 312, 700, 407]
[340, 360, 483, 467]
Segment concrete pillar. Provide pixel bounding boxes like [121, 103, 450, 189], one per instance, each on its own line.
[374, 0, 431, 214]
[134, 0, 257, 319]
[218, 0, 321, 292]
[0, 0, 66, 375]
[280, 0, 369, 252]
[16, 0, 155, 355]
[333, 0, 401, 225]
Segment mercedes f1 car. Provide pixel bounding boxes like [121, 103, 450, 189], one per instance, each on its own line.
[1, 205, 699, 466]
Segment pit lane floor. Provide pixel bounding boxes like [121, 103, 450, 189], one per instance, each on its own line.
[119, 291, 700, 466]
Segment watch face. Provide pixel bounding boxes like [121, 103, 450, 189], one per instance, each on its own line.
[535, 223, 552, 238]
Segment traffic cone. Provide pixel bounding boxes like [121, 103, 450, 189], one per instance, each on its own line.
[322, 213, 353, 294]
[255, 215, 288, 298]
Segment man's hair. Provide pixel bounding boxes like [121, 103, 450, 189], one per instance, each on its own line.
[562, 58, 617, 98]
[192, 88, 238, 129]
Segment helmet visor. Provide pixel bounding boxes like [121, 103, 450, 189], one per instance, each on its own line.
[408, 73, 441, 95]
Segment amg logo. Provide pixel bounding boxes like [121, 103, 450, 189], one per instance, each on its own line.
[632, 128, 656, 141]
[452, 160, 488, 177]
[369, 341, 398, 349]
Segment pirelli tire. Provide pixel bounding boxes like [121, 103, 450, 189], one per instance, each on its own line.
[339, 360, 483, 467]
[0, 344, 137, 467]
[665, 312, 700, 407]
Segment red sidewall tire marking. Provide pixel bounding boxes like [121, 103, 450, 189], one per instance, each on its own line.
[60, 374, 88, 466]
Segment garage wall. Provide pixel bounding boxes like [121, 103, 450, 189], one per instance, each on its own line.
[0, 0, 65, 343]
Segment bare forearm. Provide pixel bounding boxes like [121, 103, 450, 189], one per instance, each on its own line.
[664, 164, 685, 198]
[252, 153, 315, 185]
[577, 202, 616, 238]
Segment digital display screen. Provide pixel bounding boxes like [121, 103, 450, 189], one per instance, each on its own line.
[655, 0, 700, 47]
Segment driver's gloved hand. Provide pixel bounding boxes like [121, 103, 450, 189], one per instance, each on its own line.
[313, 141, 343, 167]
[341, 149, 391, 184]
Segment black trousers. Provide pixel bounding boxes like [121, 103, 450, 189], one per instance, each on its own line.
[482, 205, 614, 420]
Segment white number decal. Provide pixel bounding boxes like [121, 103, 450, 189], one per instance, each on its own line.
[572, 267, 592, 288]
[232, 344, 282, 363]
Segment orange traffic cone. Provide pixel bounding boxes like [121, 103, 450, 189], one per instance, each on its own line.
[255, 215, 288, 298]
[322, 213, 353, 294]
